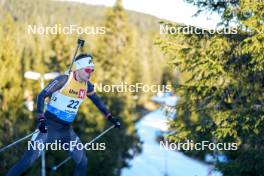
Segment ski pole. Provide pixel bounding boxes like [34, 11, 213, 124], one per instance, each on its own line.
[0, 129, 39, 153]
[68, 38, 85, 74]
[52, 125, 115, 171]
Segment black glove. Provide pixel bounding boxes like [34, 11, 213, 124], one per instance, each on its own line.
[37, 113, 47, 133]
[107, 115, 121, 129]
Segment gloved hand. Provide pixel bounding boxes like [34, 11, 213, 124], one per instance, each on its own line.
[36, 113, 47, 133]
[107, 114, 121, 129]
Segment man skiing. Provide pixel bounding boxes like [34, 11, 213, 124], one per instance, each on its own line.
[6, 53, 121, 176]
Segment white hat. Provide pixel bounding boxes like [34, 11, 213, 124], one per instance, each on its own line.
[74, 55, 94, 70]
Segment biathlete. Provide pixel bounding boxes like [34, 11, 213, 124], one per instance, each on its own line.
[6, 53, 121, 176]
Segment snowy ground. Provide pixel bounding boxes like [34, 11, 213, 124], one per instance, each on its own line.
[121, 96, 222, 176]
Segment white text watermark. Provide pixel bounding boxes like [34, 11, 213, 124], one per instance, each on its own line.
[94, 82, 171, 93]
[27, 24, 105, 35]
[160, 140, 238, 151]
[160, 24, 238, 35]
[28, 140, 106, 151]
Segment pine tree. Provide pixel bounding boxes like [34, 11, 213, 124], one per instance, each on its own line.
[85, 0, 141, 175]
[158, 0, 264, 175]
[0, 14, 33, 174]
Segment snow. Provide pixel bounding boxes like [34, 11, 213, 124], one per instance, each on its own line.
[122, 96, 222, 176]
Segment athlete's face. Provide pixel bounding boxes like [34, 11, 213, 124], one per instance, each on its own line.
[77, 67, 94, 82]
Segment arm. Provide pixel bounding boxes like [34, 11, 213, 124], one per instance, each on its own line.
[86, 81, 111, 117]
[36, 75, 68, 114]
[86, 81, 120, 128]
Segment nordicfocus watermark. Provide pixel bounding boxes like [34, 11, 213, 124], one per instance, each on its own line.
[94, 82, 171, 93]
[160, 24, 238, 35]
[28, 140, 106, 151]
[27, 24, 105, 35]
[160, 140, 238, 151]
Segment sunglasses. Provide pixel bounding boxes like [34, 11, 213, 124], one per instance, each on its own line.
[83, 67, 94, 73]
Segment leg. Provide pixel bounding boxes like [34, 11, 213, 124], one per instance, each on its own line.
[72, 149, 88, 176]
[65, 129, 88, 176]
[6, 131, 47, 176]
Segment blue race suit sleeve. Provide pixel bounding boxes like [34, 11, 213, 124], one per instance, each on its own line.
[36, 75, 68, 114]
[86, 81, 110, 116]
